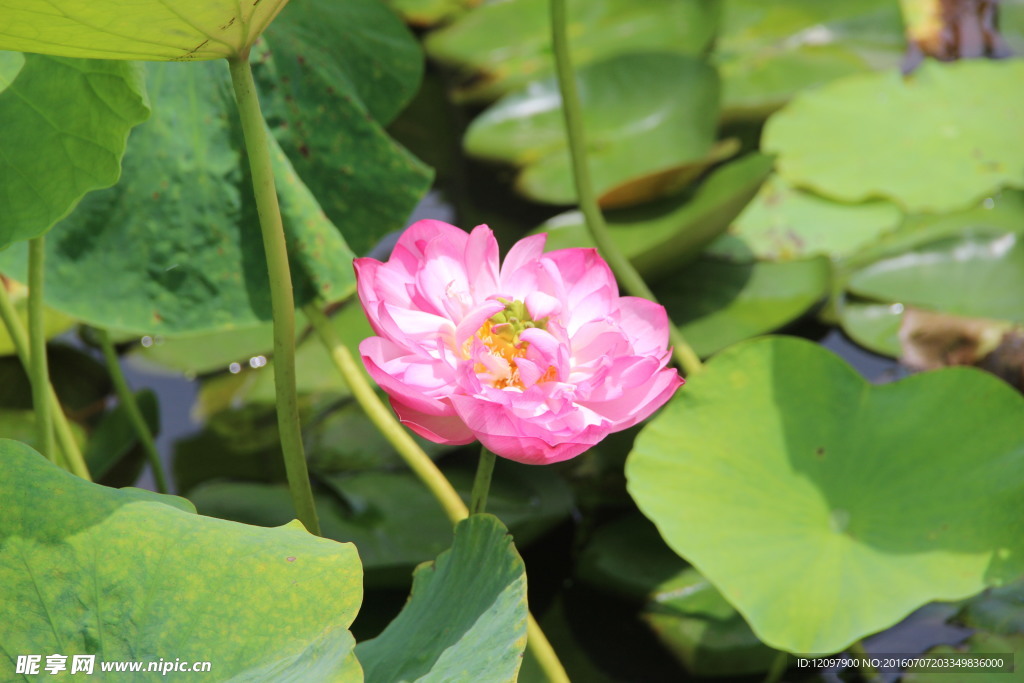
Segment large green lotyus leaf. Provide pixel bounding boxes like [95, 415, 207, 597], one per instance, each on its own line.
[764, 60, 1024, 213]
[715, 0, 904, 120]
[0, 0, 289, 61]
[848, 232, 1024, 324]
[0, 53, 149, 248]
[576, 515, 781, 677]
[0, 439, 364, 681]
[537, 153, 774, 279]
[425, 0, 719, 102]
[626, 336, 1024, 654]
[704, 174, 903, 262]
[656, 256, 831, 357]
[259, 0, 432, 254]
[0, 51, 417, 334]
[356, 515, 528, 682]
[184, 464, 573, 586]
[464, 52, 723, 206]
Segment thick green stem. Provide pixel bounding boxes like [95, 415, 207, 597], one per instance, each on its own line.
[96, 328, 169, 494]
[228, 55, 320, 536]
[28, 238, 55, 460]
[305, 303, 570, 682]
[0, 278, 90, 479]
[470, 447, 497, 515]
[549, 0, 702, 377]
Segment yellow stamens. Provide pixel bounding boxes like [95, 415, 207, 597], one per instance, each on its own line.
[467, 299, 555, 389]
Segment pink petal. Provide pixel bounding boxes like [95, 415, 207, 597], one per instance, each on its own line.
[615, 296, 671, 355]
[525, 291, 561, 321]
[544, 248, 618, 312]
[360, 337, 455, 415]
[464, 225, 501, 296]
[579, 366, 683, 427]
[454, 300, 507, 350]
[450, 394, 605, 465]
[391, 219, 469, 267]
[500, 233, 547, 281]
[390, 396, 476, 445]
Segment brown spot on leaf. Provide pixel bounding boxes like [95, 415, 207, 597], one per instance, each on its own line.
[815, 446, 825, 458]
[286, 556, 296, 562]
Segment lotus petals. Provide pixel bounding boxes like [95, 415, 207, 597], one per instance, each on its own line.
[355, 220, 683, 465]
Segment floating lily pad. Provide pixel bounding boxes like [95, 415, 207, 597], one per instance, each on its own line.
[465, 52, 721, 206]
[576, 515, 781, 676]
[577, 515, 690, 601]
[656, 256, 830, 357]
[386, 0, 476, 27]
[1002, 1, 1024, 55]
[705, 175, 903, 261]
[356, 515, 528, 683]
[0, 439, 363, 681]
[188, 462, 573, 585]
[626, 336, 1024, 654]
[838, 300, 905, 358]
[715, 0, 904, 120]
[537, 153, 773, 279]
[597, 138, 741, 210]
[0, 54, 149, 248]
[0, 0, 288, 61]
[425, 0, 718, 102]
[189, 477, 453, 585]
[644, 568, 785, 677]
[848, 232, 1024, 323]
[764, 60, 1024, 213]
[906, 633, 1024, 682]
[904, 579, 1024, 681]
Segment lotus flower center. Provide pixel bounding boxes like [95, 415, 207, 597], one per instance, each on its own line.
[472, 298, 555, 389]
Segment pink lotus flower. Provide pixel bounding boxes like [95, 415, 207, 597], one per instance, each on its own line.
[355, 220, 683, 465]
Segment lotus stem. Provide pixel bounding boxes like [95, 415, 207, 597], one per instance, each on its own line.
[228, 53, 320, 536]
[96, 328, 169, 494]
[549, 0, 703, 376]
[470, 446, 497, 515]
[28, 237, 55, 459]
[0, 275, 90, 479]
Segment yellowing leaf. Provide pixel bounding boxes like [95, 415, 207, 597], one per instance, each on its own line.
[0, 0, 291, 61]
